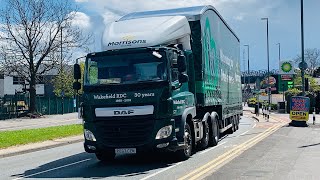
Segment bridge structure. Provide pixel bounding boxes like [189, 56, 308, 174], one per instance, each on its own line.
[241, 69, 280, 102]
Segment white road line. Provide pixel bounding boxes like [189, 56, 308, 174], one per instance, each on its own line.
[140, 162, 183, 180]
[12, 158, 91, 180]
[239, 130, 250, 136]
[252, 123, 256, 129]
[199, 142, 227, 155]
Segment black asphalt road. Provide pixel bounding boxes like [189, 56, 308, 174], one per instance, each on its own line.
[1, 116, 260, 180]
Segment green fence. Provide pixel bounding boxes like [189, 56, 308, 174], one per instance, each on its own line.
[0, 95, 78, 120]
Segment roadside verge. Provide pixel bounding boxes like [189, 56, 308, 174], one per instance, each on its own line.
[0, 135, 83, 158]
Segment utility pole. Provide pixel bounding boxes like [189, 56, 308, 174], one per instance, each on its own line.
[261, 18, 271, 108]
[277, 43, 281, 67]
[61, 26, 64, 115]
[244, 45, 250, 88]
[243, 49, 246, 86]
[301, 0, 306, 96]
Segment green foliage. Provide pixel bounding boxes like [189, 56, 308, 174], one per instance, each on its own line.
[286, 88, 302, 96]
[292, 71, 320, 93]
[53, 69, 74, 98]
[53, 62, 85, 97]
[0, 124, 83, 149]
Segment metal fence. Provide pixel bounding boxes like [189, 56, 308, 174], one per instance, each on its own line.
[0, 94, 78, 120]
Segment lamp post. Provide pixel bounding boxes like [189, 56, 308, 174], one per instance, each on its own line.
[261, 17, 271, 108]
[244, 45, 250, 89]
[300, 0, 306, 96]
[277, 43, 281, 67]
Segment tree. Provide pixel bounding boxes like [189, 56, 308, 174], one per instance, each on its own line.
[53, 61, 85, 97]
[53, 67, 74, 98]
[0, 0, 90, 114]
[294, 48, 320, 75]
[293, 70, 320, 93]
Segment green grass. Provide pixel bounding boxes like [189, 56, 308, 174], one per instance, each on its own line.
[0, 124, 83, 149]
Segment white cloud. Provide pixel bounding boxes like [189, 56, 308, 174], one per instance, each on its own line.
[73, 0, 271, 25]
[74, 0, 88, 2]
[70, 11, 91, 30]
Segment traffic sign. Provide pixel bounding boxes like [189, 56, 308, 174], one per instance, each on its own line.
[290, 96, 310, 121]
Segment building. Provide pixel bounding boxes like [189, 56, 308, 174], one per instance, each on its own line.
[0, 74, 45, 97]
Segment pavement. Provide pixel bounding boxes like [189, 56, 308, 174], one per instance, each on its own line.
[0, 112, 82, 131]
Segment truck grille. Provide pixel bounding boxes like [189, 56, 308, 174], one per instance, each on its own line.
[95, 117, 155, 147]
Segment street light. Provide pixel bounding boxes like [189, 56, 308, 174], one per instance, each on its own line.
[277, 43, 281, 67]
[261, 17, 271, 107]
[300, 0, 306, 95]
[244, 45, 250, 89]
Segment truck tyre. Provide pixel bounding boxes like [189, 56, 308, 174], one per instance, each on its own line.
[226, 117, 235, 134]
[95, 152, 115, 162]
[235, 115, 239, 130]
[199, 121, 209, 149]
[208, 118, 219, 147]
[176, 123, 193, 160]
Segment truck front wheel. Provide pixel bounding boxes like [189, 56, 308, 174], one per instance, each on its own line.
[95, 152, 115, 162]
[176, 123, 193, 160]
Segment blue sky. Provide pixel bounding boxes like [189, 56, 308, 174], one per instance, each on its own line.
[1, 0, 320, 71]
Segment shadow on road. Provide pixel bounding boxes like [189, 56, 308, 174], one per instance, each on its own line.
[11, 152, 182, 179]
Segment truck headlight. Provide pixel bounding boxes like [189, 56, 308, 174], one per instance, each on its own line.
[84, 129, 96, 141]
[156, 125, 172, 140]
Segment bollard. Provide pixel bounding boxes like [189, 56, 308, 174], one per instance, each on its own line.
[267, 106, 271, 122]
[313, 107, 316, 125]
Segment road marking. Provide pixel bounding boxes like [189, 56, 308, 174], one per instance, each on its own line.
[239, 130, 250, 137]
[178, 124, 282, 180]
[199, 142, 227, 155]
[140, 162, 183, 180]
[252, 123, 256, 129]
[187, 124, 282, 180]
[12, 158, 91, 180]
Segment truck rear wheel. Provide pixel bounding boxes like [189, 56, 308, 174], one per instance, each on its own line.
[95, 152, 115, 162]
[176, 123, 193, 160]
[208, 118, 219, 146]
[235, 115, 239, 130]
[226, 117, 235, 134]
[199, 121, 209, 149]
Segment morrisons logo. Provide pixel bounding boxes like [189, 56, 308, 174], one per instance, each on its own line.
[107, 40, 147, 46]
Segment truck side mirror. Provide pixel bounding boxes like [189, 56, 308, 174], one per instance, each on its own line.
[74, 64, 81, 80]
[179, 73, 189, 83]
[177, 55, 187, 72]
[73, 82, 81, 91]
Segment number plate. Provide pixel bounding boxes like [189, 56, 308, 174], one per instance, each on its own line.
[115, 148, 136, 155]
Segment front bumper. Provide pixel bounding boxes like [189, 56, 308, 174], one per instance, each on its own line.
[83, 117, 185, 154]
[84, 137, 186, 154]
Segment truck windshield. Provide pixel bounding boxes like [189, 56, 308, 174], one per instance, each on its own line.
[84, 51, 167, 85]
